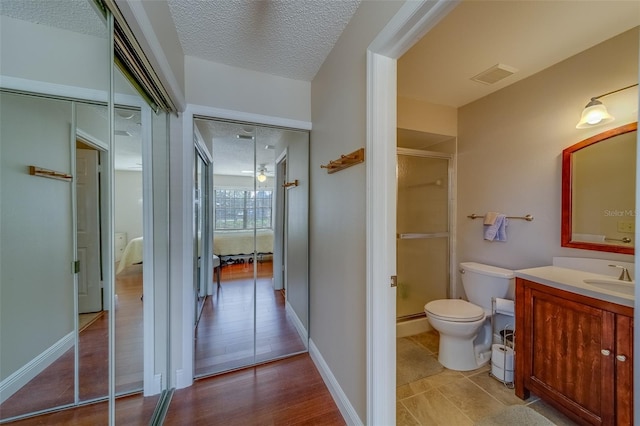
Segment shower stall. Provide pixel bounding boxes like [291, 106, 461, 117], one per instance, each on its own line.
[396, 148, 452, 325]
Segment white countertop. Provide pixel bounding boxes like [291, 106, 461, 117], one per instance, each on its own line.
[515, 266, 634, 308]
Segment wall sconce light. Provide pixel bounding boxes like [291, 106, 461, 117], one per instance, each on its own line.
[576, 83, 638, 128]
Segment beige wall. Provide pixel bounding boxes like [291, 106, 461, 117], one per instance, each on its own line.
[457, 28, 638, 273]
[310, 1, 403, 421]
[398, 96, 457, 136]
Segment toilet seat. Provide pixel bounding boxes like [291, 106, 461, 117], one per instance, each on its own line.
[425, 299, 485, 322]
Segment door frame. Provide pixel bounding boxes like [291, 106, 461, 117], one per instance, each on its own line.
[75, 140, 106, 315]
[365, 0, 459, 423]
[180, 105, 311, 389]
[193, 136, 213, 327]
[273, 149, 288, 291]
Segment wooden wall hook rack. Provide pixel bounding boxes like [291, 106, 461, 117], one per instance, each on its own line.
[282, 179, 299, 189]
[29, 165, 73, 182]
[320, 148, 365, 174]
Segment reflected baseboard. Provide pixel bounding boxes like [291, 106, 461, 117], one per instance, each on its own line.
[0, 331, 73, 404]
[285, 300, 308, 346]
[79, 311, 104, 332]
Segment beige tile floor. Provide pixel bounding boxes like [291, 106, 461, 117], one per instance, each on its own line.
[397, 331, 579, 426]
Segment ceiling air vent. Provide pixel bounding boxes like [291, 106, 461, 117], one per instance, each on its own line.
[471, 63, 518, 85]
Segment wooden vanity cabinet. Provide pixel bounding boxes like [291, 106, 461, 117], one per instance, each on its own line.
[515, 278, 634, 425]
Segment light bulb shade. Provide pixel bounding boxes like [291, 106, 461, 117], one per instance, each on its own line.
[576, 99, 614, 128]
[257, 172, 267, 182]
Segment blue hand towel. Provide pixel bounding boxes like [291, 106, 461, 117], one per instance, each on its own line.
[484, 214, 508, 241]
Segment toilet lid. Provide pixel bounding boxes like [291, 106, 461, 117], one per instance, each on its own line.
[425, 299, 485, 322]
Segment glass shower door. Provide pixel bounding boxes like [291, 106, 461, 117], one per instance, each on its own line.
[396, 151, 451, 319]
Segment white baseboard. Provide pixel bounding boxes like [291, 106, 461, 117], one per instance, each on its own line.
[309, 339, 363, 426]
[285, 301, 308, 345]
[0, 332, 74, 404]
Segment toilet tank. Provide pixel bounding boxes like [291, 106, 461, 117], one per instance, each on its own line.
[459, 262, 514, 311]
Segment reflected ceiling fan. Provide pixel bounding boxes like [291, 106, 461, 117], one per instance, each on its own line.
[241, 163, 273, 182]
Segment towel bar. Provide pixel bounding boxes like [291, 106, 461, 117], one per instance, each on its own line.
[468, 214, 534, 221]
[604, 236, 632, 243]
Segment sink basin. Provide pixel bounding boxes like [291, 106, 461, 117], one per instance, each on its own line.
[583, 279, 635, 296]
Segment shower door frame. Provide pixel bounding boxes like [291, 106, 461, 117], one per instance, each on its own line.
[396, 148, 455, 320]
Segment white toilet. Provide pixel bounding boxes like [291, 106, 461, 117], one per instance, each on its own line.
[424, 262, 514, 371]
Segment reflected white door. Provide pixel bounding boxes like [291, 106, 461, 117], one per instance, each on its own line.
[77, 148, 102, 313]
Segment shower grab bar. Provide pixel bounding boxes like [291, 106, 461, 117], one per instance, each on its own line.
[605, 236, 632, 243]
[398, 232, 449, 239]
[467, 213, 534, 221]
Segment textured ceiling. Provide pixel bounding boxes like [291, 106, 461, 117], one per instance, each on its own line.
[166, 0, 361, 81]
[0, 0, 107, 38]
[194, 118, 303, 177]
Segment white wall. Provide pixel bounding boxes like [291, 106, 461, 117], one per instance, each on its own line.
[457, 28, 638, 273]
[115, 171, 144, 242]
[0, 16, 109, 93]
[310, 1, 403, 421]
[0, 93, 74, 381]
[185, 56, 311, 123]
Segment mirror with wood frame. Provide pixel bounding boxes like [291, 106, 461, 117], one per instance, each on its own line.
[561, 122, 637, 255]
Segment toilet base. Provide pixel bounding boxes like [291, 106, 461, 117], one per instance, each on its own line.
[437, 334, 492, 371]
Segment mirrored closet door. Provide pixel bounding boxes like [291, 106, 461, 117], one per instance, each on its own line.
[192, 118, 310, 378]
[0, 0, 111, 420]
[1, 1, 169, 423]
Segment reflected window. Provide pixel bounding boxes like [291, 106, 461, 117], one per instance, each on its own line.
[214, 189, 273, 230]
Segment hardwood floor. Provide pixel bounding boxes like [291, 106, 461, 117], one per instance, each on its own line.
[195, 260, 307, 376]
[0, 265, 144, 422]
[6, 353, 344, 425]
[4, 260, 330, 425]
[165, 354, 345, 426]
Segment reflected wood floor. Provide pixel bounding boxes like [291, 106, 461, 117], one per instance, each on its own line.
[1, 265, 144, 422]
[195, 260, 307, 376]
[3, 393, 161, 426]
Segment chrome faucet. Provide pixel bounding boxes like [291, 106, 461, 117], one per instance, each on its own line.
[608, 264, 632, 282]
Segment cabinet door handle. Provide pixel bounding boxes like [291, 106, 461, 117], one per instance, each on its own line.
[601, 349, 611, 356]
[616, 354, 627, 362]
